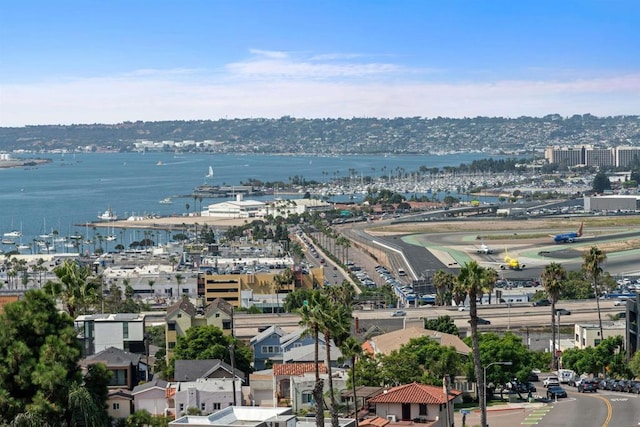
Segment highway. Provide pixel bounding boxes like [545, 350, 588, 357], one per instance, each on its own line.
[232, 299, 624, 340]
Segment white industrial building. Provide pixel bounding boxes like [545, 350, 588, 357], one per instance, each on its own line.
[583, 195, 640, 212]
[201, 195, 265, 218]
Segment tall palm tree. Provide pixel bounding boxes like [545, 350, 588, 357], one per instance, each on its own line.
[583, 247, 607, 343]
[433, 270, 455, 306]
[483, 268, 499, 304]
[298, 291, 325, 427]
[541, 262, 567, 371]
[457, 261, 491, 427]
[340, 336, 363, 426]
[44, 259, 98, 318]
[175, 273, 184, 300]
[316, 295, 350, 427]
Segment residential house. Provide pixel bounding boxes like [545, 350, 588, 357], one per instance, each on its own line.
[81, 347, 148, 421]
[248, 362, 348, 411]
[251, 326, 327, 370]
[132, 378, 169, 417]
[574, 321, 627, 349]
[367, 382, 461, 427]
[75, 313, 146, 357]
[365, 326, 474, 397]
[170, 359, 244, 417]
[166, 298, 233, 357]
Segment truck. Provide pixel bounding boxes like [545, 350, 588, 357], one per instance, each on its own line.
[557, 369, 576, 384]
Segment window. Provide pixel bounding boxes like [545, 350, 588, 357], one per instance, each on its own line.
[122, 322, 129, 339]
[302, 391, 313, 404]
[261, 345, 281, 354]
[201, 403, 206, 411]
[419, 404, 428, 416]
[113, 403, 120, 410]
[177, 313, 182, 318]
[179, 403, 184, 412]
[168, 323, 176, 331]
[213, 403, 221, 410]
[168, 341, 176, 349]
[215, 313, 220, 317]
[222, 320, 231, 330]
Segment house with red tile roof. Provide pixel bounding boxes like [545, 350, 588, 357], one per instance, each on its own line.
[367, 382, 461, 427]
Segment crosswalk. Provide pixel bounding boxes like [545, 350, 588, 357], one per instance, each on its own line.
[521, 407, 551, 425]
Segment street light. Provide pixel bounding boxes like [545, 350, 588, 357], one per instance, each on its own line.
[482, 361, 512, 427]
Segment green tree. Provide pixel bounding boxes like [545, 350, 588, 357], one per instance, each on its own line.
[340, 337, 363, 425]
[432, 270, 455, 306]
[44, 259, 99, 318]
[592, 171, 611, 193]
[629, 350, 640, 378]
[169, 325, 251, 379]
[583, 247, 607, 344]
[0, 290, 82, 423]
[456, 261, 492, 427]
[298, 291, 325, 427]
[423, 315, 459, 336]
[541, 262, 567, 370]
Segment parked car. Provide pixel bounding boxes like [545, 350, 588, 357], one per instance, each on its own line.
[547, 385, 568, 399]
[613, 380, 628, 392]
[468, 317, 491, 325]
[578, 379, 598, 393]
[528, 372, 539, 382]
[555, 308, 571, 315]
[543, 376, 560, 387]
[623, 380, 638, 393]
[391, 310, 406, 317]
[630, 382, 640, 394]
[532, 299, 551, 307]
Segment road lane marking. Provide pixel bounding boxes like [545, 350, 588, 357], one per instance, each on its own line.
[584, 394, 613, 427]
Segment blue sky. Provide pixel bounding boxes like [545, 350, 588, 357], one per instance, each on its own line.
[1, 0, 639, 126]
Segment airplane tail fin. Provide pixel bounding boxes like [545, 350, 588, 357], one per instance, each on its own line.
[577, 222, 583, 237]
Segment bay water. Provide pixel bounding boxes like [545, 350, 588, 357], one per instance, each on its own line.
[1, 151, 496, 252]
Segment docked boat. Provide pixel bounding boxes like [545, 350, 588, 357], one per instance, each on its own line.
[1, 238, 15, 245]
[98, 207, 118, 221]
[159, 197, 173, 204]
[3, 230, 22, 238]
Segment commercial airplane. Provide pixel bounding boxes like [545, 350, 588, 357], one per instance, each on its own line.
[476, 238, 494, 254]
[553, 222, 583, 243]
[501, 248, 525, 270]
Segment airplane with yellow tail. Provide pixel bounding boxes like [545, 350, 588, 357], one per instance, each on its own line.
[501, 248, 525, 270]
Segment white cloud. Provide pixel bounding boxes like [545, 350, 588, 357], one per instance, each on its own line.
[1, 50, 639, 126]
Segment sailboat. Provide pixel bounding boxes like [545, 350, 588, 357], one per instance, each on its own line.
[205, 166, 214, 178]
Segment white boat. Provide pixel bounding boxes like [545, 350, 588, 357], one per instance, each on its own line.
[106, 235, 117, 241]
[1, 238, 15, 245]
[156, 161, 164, 166]
[159, 197, 173, 205]
[3, 230, 22, 238]
[17, 244, 30, 250]
[98, 207, 118, 221]
[206, 166, 214, 178]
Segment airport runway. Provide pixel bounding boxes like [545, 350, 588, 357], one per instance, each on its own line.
[346, 218, 640, 282]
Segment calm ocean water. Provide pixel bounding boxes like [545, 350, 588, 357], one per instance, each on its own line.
[1, 152, 497, 252]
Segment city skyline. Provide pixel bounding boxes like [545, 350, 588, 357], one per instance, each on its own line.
[1, 0, 639, 127]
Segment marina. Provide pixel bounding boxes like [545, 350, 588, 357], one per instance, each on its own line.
[0, 151, 510, 254]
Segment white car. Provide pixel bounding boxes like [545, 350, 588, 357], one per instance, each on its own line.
[543, 376, 560, 388]
[458, 306, 470, 311]
[613, 300, 627, 306]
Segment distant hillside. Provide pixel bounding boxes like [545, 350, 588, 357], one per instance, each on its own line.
[1, 114, 638, 155]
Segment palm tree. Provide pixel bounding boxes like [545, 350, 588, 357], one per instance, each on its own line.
[175, 273, 184, 300]
[457, 261, 491, 427]
[483, 268, 499, 304]
[316, 295, 350, 427]
[433, 270, 455, 306]
[583, 247, 607, 343]
[340, 336, 362, 426]
[44, 259, 99, 318]
[298, 292, 325, 427]
[541, 262, 567, 371]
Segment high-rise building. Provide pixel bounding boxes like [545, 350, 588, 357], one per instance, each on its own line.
[615, 146, 640, 167]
